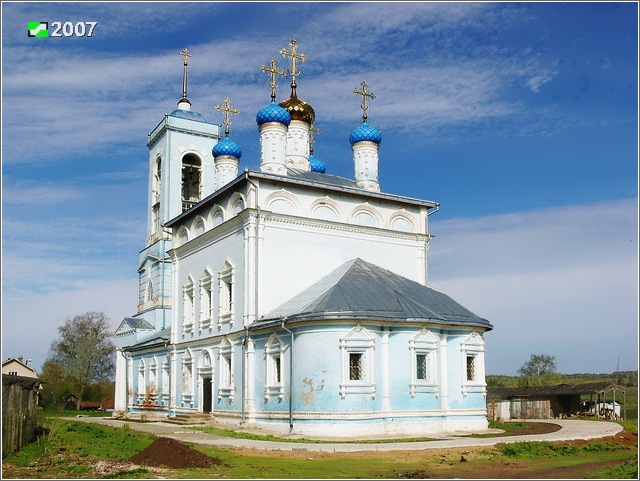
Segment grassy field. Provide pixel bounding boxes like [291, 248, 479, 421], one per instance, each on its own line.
[2, 416, 637, 479]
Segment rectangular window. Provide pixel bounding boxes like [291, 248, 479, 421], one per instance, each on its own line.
[219, 264, 234, 323]
[223, 280, 232, 313]
[222, 355, 232, 386]
[416, 353, 428, 380]
[466, 355, 476, 381]
[273, 355, 281, 384]
[200, 276, 213, 327]
[183, 282, 194, 331]
[349, 353, 363, 381]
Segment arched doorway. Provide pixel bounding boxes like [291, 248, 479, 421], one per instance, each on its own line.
[198, 351, 214, 414]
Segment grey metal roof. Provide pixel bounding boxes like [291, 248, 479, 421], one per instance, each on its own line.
[286, 168, 360, 189]
[128, 327, 172, 350]
[252, 258, 492, 330]
[167, 169, 439, 227]
[115, 317, 154, 334]
[488, 382, 626, 400]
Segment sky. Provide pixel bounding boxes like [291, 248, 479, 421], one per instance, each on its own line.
[1, 1, 638, 377]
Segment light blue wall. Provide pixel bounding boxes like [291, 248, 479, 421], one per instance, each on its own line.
[248, 324, 487, 418]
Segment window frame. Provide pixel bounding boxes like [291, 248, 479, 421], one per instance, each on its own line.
[199, 270, 214, 330]
[217, 338, 234, 401]
[264, 334, 285, 400]
[460, 332, 487, 397]
[182, 277, 195, 334]
[409, 329, 439, 397]
[339, 325, 376, 399]
[181, 350, 194, 406]
[218, 261, 234, 327]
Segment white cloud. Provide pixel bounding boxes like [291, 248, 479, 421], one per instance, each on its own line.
[429, 198, 639, 375]
[2, 215, 144, 293]
[526, 71, 558, 93]
[1, 3, 574, 166]
[2, 179, 86, 205]
[1, 278, 139, 375]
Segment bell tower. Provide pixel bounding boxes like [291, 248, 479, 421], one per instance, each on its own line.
[138, 48, 222, 332]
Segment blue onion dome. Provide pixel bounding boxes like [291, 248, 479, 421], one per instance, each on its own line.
[279, 95, 315, 124]
[349, 122, 382, 145]
[213, 136, 242, 159]
[309, 154, 326, 173]
[256, 102, 291, 126]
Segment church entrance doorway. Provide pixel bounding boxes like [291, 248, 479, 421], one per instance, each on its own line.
[202, 377, 212, 413]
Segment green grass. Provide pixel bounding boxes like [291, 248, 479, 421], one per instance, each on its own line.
[5, 419, 155, 470]
[587, 459, 639, 479]
[496, 440, 629, 459]
[103, 467, 154, 479]
[3, 417, 637, 479]
[40, 409, 113, 418]
[488, 420, 526, 432]
[183, 446, 433, 479]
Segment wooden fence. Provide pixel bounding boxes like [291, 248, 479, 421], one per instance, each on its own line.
[2, 375, 43, 457]
[487, 399, 551, 421]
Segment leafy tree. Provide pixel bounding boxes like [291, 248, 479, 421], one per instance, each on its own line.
[39, 360, 73, 409]
[47, 311, 115, 409]
[517, 354, 560, 387]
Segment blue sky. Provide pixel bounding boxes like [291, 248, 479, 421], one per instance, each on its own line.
[2, 2, 638, 376]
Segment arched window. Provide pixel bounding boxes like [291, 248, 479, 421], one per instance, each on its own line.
[182, 350, 194, 403]
[146, 278, 154, 302]
[199, 269, 213, 329]
[152, 158, 162, 232]
[353, 211, 376, 227]
[153, 158, 162, 198]
[212, 209, 224, 227]
[264, 334, 285, 400]
[218, 338, 234, 401]
[232, 199, 244, 216]
[391, 216, 414, 233]
[218, 261, 234, 326]
[181, 154, 202, 211]
[183, 277, 195, 333]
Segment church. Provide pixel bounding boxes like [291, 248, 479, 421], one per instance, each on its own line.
[113, 40, 493, 437]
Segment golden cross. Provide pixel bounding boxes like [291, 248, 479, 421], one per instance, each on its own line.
[279, 39, 306, 90]
[309, 124, 322, 153]
[179, 48, 192, 101]
[261, 57, 286, 102]
[215, 97, 239, 136]
[180, 47, 192, 64]
[353, 81, 376, 122]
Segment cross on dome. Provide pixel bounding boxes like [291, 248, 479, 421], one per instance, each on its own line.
[353, 81, 376, 122]
[309, 124, 321, 153]
[179, 48, 192, 102]
[280, 39, 306, 95]
[215, 97, 239, 136]
[261, 57, 286, 102]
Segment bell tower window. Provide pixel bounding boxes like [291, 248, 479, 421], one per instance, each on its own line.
[182, 154, 201, 211]
[152, 158, 162, 232]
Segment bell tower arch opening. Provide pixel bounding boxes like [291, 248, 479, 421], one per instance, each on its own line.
[181, 153, 202, 211]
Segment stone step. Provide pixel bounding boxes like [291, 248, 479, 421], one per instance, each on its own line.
[166, 413, 214, 425]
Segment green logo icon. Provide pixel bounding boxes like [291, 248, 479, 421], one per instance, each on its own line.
[28, 22, 48, 38]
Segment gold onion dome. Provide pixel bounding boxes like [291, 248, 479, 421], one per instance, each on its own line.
[278, 94, 315, 124]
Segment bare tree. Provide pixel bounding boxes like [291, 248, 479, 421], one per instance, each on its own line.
[47, 312, 115, 409]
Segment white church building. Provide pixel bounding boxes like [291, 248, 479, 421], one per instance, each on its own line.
[113, 41, 493, 437]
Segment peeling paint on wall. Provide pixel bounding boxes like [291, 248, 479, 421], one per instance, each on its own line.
[300, 373, 327, 406]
